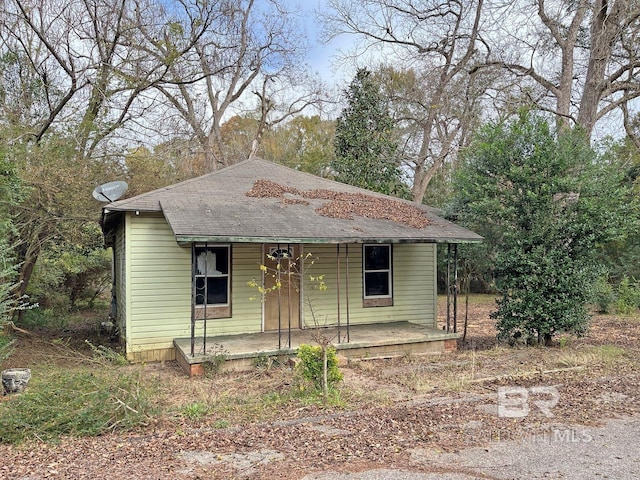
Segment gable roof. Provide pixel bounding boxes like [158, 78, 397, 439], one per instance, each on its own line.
[102, 158, 481, 244]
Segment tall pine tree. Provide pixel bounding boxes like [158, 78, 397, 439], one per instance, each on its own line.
[333, 69, 407, 197]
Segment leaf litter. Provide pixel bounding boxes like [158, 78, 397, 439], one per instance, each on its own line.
[0, 300, 639, 479]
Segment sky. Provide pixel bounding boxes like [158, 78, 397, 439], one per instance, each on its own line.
[284, 0, 357, 86]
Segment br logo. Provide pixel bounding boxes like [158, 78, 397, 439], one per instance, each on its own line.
[497, 386, 560, 418]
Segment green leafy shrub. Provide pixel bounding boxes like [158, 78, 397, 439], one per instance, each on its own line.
[616, 276, 640, 315]
[452, 112, 637, 345]
[296, 344, 343, 391]
[0, 370, 156, 444]
[592, 276, 616, 314]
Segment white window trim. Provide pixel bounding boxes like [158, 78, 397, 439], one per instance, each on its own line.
[363, 244, 393, 299]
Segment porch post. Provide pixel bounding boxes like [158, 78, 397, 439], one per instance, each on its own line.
[287, 243, 292, 348]
[190, 243, 195, 356]
[277, 243, 282, 350]
[453, 243, 458, 333]
[203, 241, 207, 354]
[345, 243, 350, 343]
[337, 244, 341, 344]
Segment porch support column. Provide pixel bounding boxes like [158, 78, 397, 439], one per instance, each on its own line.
[190, 243, 196, 356]
[453, 244, 458, 333]
[445, 243, 459, 334]
[203, 241, 208, 353]
[277, 243, 282, 350]
[337, 244, 341, 343]
[287, 243, 292, 349]
[345, 243, 350, 343]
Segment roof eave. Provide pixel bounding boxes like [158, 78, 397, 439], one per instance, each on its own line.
[174, 235, 483, 245]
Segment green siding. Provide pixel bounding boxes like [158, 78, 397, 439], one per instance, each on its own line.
[204, 243, 263, 335]
[124, 214, 264, 354]
[127, 214, 191, 353]
[302, 243, 437, 328]
[120, 214, 437, 357]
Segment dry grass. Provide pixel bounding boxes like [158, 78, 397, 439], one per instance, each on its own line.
[2, 296, 639, 439]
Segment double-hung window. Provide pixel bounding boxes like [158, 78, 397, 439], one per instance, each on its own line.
[363, 244, 393, 307]
[194, 244, 231, 318]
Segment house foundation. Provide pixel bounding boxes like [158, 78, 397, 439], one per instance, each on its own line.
[174, 321, 459, 376]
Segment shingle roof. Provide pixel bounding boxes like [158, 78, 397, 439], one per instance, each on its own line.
[102, 158, 482, 244]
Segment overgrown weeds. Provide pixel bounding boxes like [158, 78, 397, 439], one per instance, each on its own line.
[0, 368, 157, 444]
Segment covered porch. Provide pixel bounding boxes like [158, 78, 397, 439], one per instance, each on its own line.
[174, 321, 459, 376]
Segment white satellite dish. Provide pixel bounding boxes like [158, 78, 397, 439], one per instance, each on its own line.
[92, 181, 128, 203]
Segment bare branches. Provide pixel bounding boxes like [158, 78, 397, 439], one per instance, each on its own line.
[147, 0, 322, 170]
[488, 0, 640, 137]
[323, 0, 488, 203]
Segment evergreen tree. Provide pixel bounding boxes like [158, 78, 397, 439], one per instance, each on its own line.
[452, 112, 637, 345]
[332, 69, 407, 197]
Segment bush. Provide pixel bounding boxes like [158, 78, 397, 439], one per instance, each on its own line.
[616, 276, 640, 315]
[592, 276, 616, 314]
[296, 344, 343, 391]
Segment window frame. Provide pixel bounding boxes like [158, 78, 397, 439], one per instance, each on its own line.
[362, 244, 393, 307]
[193, 243, 232, 319]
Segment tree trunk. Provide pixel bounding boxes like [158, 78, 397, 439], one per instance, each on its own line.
[322, 346, 328, 401]
[577, 0, 628, 136]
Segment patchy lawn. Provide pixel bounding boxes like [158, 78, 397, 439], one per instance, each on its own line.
[1, 297, 639, 479]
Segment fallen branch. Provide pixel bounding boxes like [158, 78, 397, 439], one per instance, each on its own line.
[6, 321, 33, 335]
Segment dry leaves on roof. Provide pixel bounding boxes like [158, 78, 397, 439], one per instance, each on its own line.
[246, 179, 430, 229]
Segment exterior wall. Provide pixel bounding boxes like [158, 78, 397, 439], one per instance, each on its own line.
[113, 222, 126, 338]
[204, 243, 263, 335]
[301, 243, 437, 329]
[116, 213, 437, 361]
[121, 213, 264, 360]
[127, 213, 191, 358]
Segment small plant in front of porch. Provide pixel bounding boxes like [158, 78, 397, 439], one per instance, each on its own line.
[203, 343, 228, 377]
[296, 344, 343, 396]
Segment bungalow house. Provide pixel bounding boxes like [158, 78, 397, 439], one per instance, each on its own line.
[100, 158, 482, 375]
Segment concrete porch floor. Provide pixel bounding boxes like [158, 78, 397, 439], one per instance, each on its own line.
[174, 321, 460, 376]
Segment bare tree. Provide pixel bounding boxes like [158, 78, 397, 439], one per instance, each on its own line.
[0, 0, 215, 157]
[322, 0, 490, 204]
[145, 0, 325, 170]
[486, 0, 640, 137]
[0, 0, 215, 304]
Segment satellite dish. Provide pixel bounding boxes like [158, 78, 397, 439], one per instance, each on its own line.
[93, 181, 128, 203]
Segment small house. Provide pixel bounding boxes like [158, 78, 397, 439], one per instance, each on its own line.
[100, 158, 481, 374]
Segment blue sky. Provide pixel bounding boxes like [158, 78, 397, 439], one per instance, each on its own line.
[284, 0, 356, 85]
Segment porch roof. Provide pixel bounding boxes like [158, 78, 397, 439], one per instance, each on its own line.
[102, 158, 482, 245]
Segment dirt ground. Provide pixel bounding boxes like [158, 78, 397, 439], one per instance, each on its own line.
[1, 297, 639, 479]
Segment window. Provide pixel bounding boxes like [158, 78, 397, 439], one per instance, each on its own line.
[363, 244, 392, 307]
[194, 245, 231, 318]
